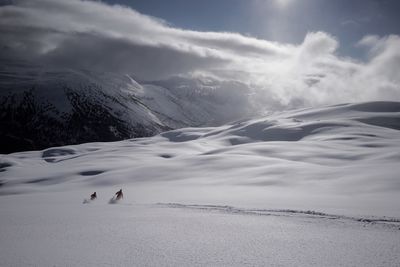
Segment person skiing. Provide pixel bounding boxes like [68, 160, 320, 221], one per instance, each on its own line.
[115, 189, 123, 200]
[90, 192, 97, 200]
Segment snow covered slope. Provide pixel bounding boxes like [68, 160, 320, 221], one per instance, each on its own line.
[0, 60, 256, 153]
[1, 101, 400, 266]
[1, 101, 400, 217]
[1, 192, 399, 267]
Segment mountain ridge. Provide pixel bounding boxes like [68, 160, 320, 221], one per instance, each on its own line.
[0, 61, 257, 153]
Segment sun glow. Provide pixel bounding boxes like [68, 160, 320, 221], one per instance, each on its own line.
[275, 0, 295, 9]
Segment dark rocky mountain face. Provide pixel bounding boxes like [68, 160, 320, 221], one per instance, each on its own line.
[0, 62, 167, 154]
[0, 88, 163, 154]
[0, 61, 257, 154]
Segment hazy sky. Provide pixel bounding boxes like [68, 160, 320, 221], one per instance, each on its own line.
[1, 0, 400, 109]
[104, 0, 400, 58]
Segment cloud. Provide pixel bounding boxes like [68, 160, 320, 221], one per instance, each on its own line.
[1, 0, 400, 111]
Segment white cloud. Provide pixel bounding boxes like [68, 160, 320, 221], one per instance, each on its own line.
[1, 0, 400, 111]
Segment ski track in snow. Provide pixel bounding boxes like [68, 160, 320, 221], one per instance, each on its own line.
[158, 203, 400, 231]
[1, 192, 400, 267]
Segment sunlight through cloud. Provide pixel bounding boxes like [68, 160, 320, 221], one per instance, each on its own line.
[274, 0, 295, 9]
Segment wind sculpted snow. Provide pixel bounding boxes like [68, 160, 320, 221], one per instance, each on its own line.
[1, 101, 400, 217]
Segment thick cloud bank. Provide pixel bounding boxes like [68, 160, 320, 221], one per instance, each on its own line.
[1, 0, 400, 110]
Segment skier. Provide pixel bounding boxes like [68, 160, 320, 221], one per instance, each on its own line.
[90, 192, 97, 200]
[115, 189, 123, 200]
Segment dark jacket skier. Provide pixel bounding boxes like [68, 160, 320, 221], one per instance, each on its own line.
[90, 192, 97, 200]
[115, 189, 123, 200]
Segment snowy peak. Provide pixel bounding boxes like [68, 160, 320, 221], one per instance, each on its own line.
[0, 61, 258, 153]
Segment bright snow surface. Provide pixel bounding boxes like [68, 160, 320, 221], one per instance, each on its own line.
[1, 101, 400, 266]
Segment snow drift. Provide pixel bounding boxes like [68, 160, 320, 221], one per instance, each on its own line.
[1, 101, 400, 217]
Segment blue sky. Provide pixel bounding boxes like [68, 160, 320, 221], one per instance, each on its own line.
[105, 0, 400, 58]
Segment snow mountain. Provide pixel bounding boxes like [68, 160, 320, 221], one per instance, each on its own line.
[0, 60, 256, 153]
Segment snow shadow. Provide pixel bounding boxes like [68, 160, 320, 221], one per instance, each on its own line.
[79, 170, 105, 176]
[42, 148, 80, 163]
[0, 162, 12, 172]
[108, 197, 120, 204]
[159, 153, 174, 159]
[161, 131, 202, 142]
